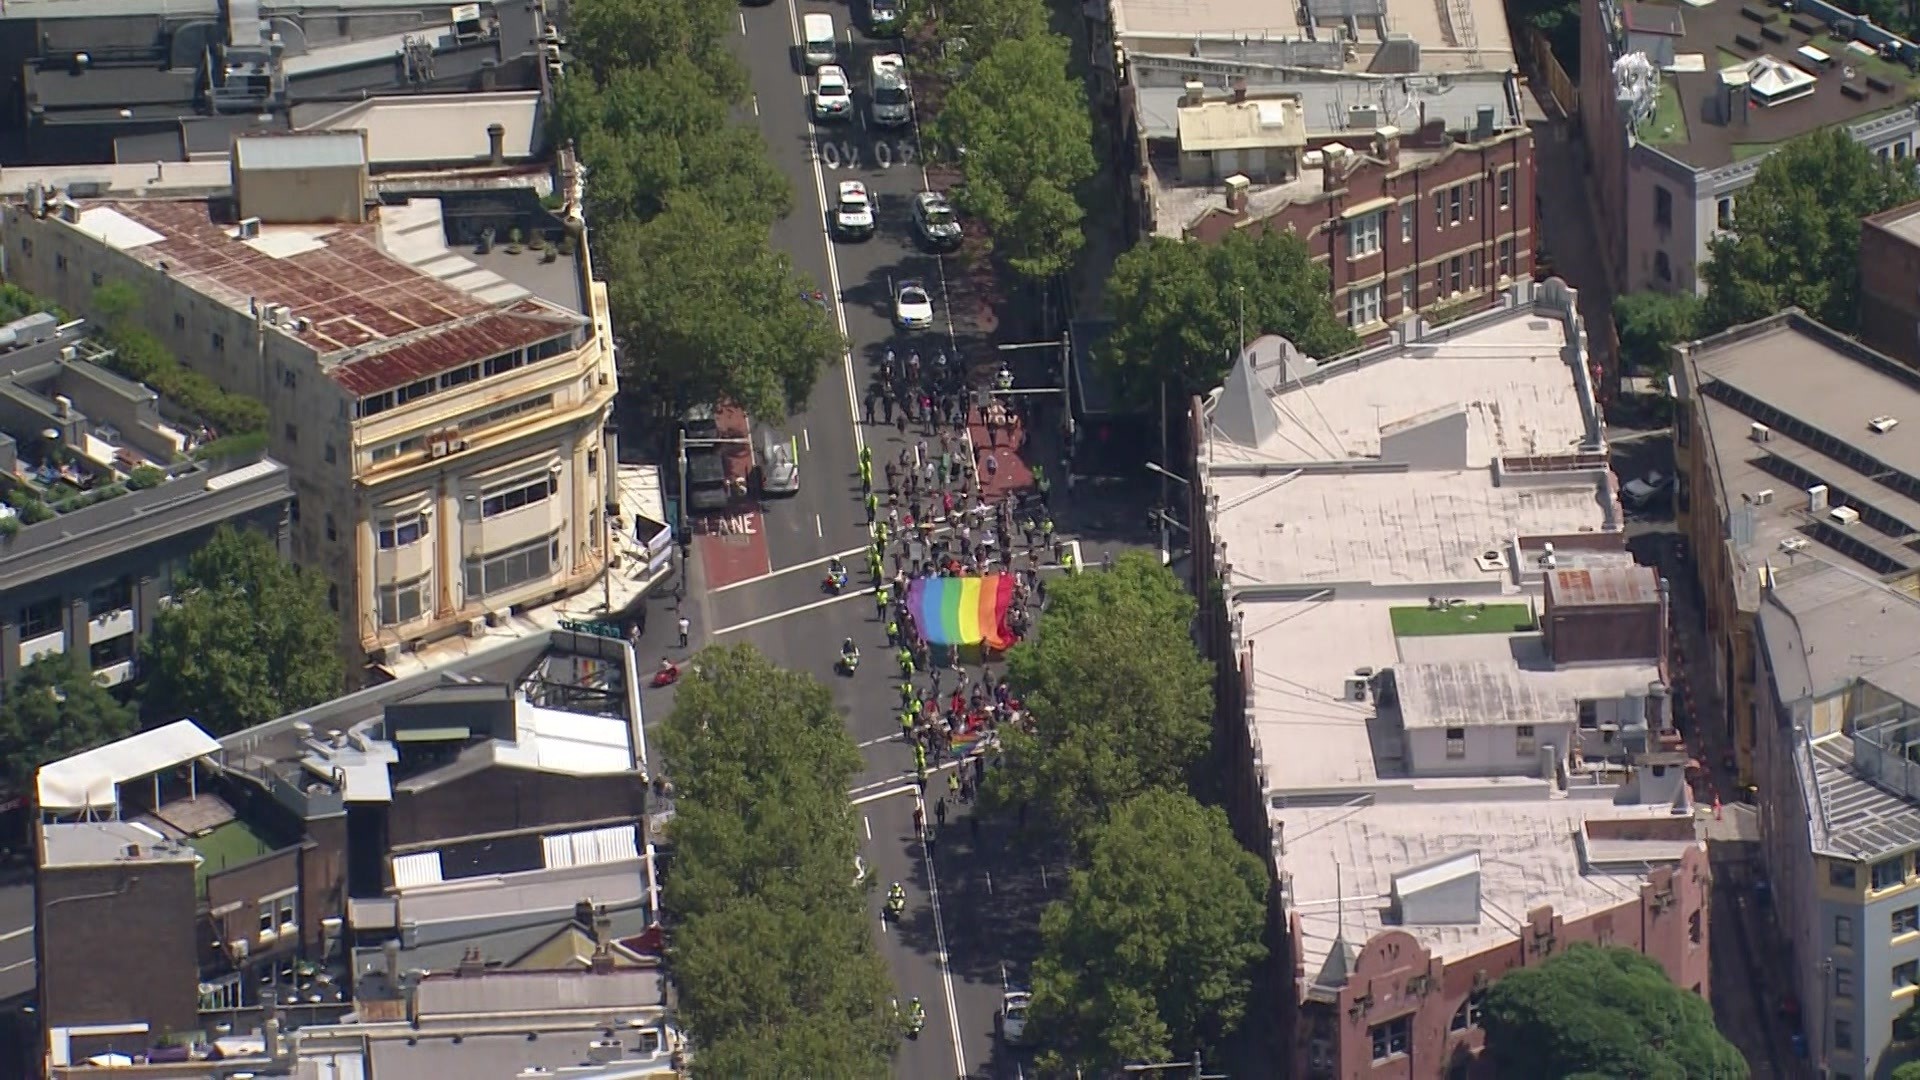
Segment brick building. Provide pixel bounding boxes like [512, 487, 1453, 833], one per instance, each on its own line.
[1134, 72, 1534, 342]
[1859, 199, 1920, 369]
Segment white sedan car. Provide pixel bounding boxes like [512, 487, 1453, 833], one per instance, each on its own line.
[893, 279, 934, 329]
[999, 990, 1031, 1045]
[834, 180, 875, 239]
[812, 65, 853, 121]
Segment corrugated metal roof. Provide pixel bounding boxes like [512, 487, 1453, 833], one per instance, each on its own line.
[392, 850, 446, 890]
[234, 132, 366, 171]
[1547, 565, 1660, 607]
[543, 824, 639, 870]
[329, 302, 578, 396]
[413, 969, 666, 1019]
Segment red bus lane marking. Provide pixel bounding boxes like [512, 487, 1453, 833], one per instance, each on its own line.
[694, 404, 773, 587]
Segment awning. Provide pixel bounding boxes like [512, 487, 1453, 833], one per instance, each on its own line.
[37, 720, 218, 813]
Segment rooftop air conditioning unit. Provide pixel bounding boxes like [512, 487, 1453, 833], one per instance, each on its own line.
[1753, 488, 1774, 505]
[430, 441, 449, 459]
[1780, 536, 1810, 553]
[1345, 675, 1369, 702]
[1751, 422, 1772, 441]
[1808, 484, 1830, 512]
[373, 642, 402, 665]
[1871, 415, 1901, 433]
[1831, 505, 1861, 526]
[465, 616, 486, 638]
[236, 217, 261, 240]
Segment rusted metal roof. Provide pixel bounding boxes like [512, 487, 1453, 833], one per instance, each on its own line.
[1546, 565, 1661, 608]
[98, 200, 585, 397]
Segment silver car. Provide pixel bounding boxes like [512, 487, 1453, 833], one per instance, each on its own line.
[760, 437, 800, 496]
[912, 191, 962, 250]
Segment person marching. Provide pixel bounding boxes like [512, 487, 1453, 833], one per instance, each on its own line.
[865, 490, 879, 524]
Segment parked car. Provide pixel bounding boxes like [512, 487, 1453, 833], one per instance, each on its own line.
[866, 0, 902, 32]
[684, 449, 729, 511]
[893, 279, 934, 329]
[911, 191, 962, 250]
[998, 990, 1030, 1045]
[834, 180, 875, 239]
[1621, 469, 1672, 508]
[812, 65, 853, 121]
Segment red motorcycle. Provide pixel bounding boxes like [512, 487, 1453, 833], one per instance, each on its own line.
[651, 661, 681, 688]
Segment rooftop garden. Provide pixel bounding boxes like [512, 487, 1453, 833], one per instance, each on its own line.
[190, 818, 280, 893]
[1389, 601, 1537, 637]
[1643, 76, 1691, 147]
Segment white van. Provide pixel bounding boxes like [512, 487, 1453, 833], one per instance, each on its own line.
[802, 13, 837, 70]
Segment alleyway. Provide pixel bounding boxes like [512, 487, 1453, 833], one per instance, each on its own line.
[1529, 106, 1619, 380]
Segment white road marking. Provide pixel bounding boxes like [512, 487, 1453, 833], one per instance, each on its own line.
[864, 815, 873, 840]
[816, 514, 824, 538]
[752, 93, 760, 117]
[857, 733, 898, 748]
[783, 0, 864, 459]
[985, 870, 993, 896]
[850, 782, 920, 807]
[739, 11, 747, 33]
[917, 790, 969, 1078]
[803, 427, 812, 452]
[709, 542, 872, 593]
[0, 926, 31, 944]
[710, 587, 875, 636]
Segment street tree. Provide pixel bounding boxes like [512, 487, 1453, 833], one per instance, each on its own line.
[1481, 944, 1748, 1080]
[1613, 290, 1702, 376]
[1100, 229, 1358, 408]
[914, 0, 1050, 77]
[601, 192, 842, 421]
[551, 64, 792, 232]
[991, 552, 1212, 839]
[139, 526, 342, 736]
[567, 0, 745, 101]
[660, 646, 895, 1075]
[1894, 1062, 1920, 1080]
[0, 653, 138, 791]
[928, 34, 1095, 283]
[1702, 127, 1920, 333]
[1029, 790, 1269, 1072]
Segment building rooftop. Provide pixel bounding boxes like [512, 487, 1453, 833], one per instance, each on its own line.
[1282, 797, 1699, 980]
[1680, 311, 1920, 601]
[1135, 71, 1522, 143]
[1548, 564, 1663, 606]
[1620, 0, 1920, 170]
[40, 820, 200, 869]
[37, 719, 220, 816]
[1111, 0, 1514, 73]
[1866, 196, 1920, 250]
[63, 195, 586, 398]
[289, 92, 545, 170]
[1394, 631, 1663, 730]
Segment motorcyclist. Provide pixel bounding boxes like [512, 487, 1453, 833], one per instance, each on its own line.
[888, 882, 906, 912]
[827, 556, 848, 586]
[842, 637, 861, 662]
[907, 997, 926, 1031]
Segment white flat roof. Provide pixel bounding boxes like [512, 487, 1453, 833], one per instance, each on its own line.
[1110, 0, 1515, 73]
[38, 719, 219, 812]
[492, 700, 636, 776]
[1246, 598, 1405, 790]
[1282, 797, 1694, 975]
[1211, 469, 1610, 588]
[1394, 633, 1663, 729]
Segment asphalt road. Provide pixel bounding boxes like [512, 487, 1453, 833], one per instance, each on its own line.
[721, 3, 1034, 1075]
[0, 881, 33, 1002]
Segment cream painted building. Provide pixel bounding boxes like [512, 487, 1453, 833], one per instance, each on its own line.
[0, 132, 618, 671]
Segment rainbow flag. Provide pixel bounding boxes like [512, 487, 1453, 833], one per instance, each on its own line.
[907, 574, 1015, 650]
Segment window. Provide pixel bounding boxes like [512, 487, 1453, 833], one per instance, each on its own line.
[1516, 724, 1536, 755]
[324, 443, 336, 465]
[54, 253, 67, 272]
[88, 576, 132, 614]
[1499, 238, 1515, 279]
[18, 597, 60, 638]
[324, 513, 337, 543]
[1466, 180, 1477, 220]
[1348, 284, 1383, 328]
[1370, 1016, 1411, 1062]
[587, 448, 599, 475]
[1401, 270, 1417, 312]
[1448, 184, 1462, 225]
[1578, 700, 1599, 728]
[211, 331, 225, 351]
[1873, 855, 1907, 891]
[465, 533, 560, 598]
[327, 584, 339, 611]
[1832, 863, 1859, 888]
[1717, 197, 1734, 229]
[1676, 472, 1690, 512]
[18, 238, 30, 256]
[1434, 190, 1445, 229]
[173, 312, 186, 331]
[1894, 906, 1918, 935]
[1688, 909, 1702, 944]
[377, 513, 428, 549]
[1497, 168, 1513, 209]
[1896, 960, 1919, 989]
[1447, 255, 1464, 296]
[1655, 185, 1673, 228]
[89, 271, 103, 288]
[1450, 993, 1486, 1032]
[1350, 211, 1383, 258]
[258, 890, 297, 939]
[283, 421, 297, 444]
[88, 634, 132, 669]
[1835, 965, 1854, 998]
[1400, 201, 1415, 242]
[378, 575, 429, 626]
[1836, 914, 1854, 947]
[1445, 726, 1466, 758]
[481, 473, 556, 518]
[1654, 251, 1672, 282]
[1835, 1019, 1854, 1051]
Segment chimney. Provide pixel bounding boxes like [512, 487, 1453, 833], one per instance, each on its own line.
[480, 57, 498, 90]
[1374, 125, 1401, 168]
[1182, 80, 1205, 107]
[383, 938, 401, 984]
[456, 945, 486, 976]
[1223, 173, 1251, 214]
[589, 942, 615, 974]
[487, 123, 506, 166]
[573, 898, 596, 929]
[1231, 75, 1248, 102]
[264, 1013, 283, 1059]
[53, 394, 70, 418]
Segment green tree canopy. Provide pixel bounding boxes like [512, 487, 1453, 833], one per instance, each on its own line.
[914, 0, 1050, 77]
[1893, 1062, 1920, 1080]
[928, 34, 1096, 283]
[1481, 944, 1748, 1080]
[1613, 290, 1702, 376]
[1029, 790, 1269, 1072]
[1099, 229, 1358, 408]
[1702, 127, 1920, 332]
[138, 525, 342, 736]
[0, 653, 138, 791]
[601, 193, 842, 420]
[989, 553, 1212, 839]
[661, 646, 894, 1075]
[567, 0, 744, 101]
[552, 62, 791, 233]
